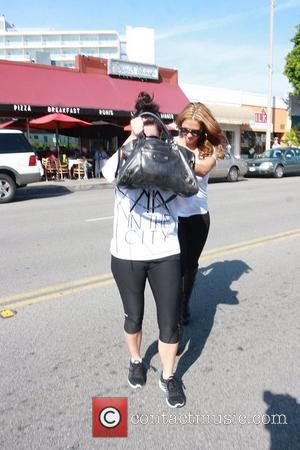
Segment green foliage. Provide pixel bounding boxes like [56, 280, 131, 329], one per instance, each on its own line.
[283, 128, 300, 147]
[284, 24, 300, 94]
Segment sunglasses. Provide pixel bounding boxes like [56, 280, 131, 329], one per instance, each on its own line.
[179, 127, 203, 137]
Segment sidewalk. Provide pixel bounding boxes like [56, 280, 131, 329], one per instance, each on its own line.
[33, 177, 112, 192]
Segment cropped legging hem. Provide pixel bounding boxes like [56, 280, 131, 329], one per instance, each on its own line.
[111, 254, 181, 344]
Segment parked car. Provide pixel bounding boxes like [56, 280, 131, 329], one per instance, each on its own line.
[246, 147, 300, 178]
[0, 129, 41, 203]
[209, 153, 248, 182]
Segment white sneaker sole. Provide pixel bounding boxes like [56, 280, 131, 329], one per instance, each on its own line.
[159, 378, 185, 408]
[166, 399, 185, 408]
[128, 378, 144, 389]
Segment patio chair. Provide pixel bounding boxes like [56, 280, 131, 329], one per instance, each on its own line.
[73, 163, 85, 179]
[55, 160, 69, 180]
[43, 157, 56, 181]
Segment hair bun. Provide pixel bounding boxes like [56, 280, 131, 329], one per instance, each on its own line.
[134, 91, 160, 116]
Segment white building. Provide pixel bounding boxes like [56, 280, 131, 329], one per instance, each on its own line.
[0, 15, 155, 67]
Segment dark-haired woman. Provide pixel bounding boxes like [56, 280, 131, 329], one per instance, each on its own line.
[102, 92, 186, 408]
[175, 102, 227, 325]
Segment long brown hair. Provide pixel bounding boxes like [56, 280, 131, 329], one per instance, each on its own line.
[176, 102, 228, 157]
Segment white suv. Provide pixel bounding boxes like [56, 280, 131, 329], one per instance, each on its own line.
[0, 129, 41, 203]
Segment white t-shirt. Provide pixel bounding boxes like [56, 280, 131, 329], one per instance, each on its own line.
[175, 149, 209, 216]
[102, 151, 180, 261]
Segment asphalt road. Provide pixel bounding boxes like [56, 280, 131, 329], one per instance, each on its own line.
[0, 177, 300, 449]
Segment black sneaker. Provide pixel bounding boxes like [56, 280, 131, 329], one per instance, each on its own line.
[128, 360, 147, 389]
[159, 373, 186, 408]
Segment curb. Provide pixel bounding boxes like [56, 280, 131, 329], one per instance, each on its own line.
[32, 179, 113, 192]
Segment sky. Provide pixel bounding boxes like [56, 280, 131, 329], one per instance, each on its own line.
[2, 0, 300, 99]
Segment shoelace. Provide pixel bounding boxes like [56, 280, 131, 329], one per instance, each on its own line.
[167, 377, 186, 392]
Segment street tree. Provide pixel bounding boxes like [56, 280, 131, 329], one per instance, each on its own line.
[283, 128, 300, 147]
[284, 24, 300, 94]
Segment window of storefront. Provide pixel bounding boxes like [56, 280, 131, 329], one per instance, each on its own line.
[241, 131, 266, 158]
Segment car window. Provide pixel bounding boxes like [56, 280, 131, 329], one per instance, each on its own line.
[0, 134, 32, 154]
[258, 150, 280, 158]
[285, 150, 295, 158]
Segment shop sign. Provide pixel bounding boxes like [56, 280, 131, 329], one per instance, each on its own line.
[47, 106, 80, 114]
[160, 113, 174, 120]
[108, 59, 159, 81]
[255, 109, 267, 123]
[98, 109, 114, 116]
[129, 111, 174, 120]
[13, 104, 32, 112]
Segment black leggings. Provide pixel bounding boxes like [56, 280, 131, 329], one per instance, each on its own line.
[111, 254, 181, 344]
[178, 212, 210, 273]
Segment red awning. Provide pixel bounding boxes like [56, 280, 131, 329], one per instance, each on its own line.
[0, 59, 189, 116]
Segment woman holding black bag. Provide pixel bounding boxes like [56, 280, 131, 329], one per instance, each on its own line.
[102, 92, 189, 408]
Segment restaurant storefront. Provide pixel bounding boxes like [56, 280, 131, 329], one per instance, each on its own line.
[240, 105, 288, 157]
[0, 55, 189, 152]
[0, 56, 188, 120]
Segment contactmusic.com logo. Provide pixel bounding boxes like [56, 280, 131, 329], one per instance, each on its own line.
[92, 398, 128, 437]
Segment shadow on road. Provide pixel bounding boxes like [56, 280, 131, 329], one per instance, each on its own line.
[14, 184, 73, 202]
[144, 259, 251, 379]
[264, 390, 300, 449]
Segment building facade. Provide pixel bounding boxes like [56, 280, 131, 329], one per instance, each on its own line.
[180, 83, 289, 158]
[0, 15, 154, 67]
[0, 56, 188, 152]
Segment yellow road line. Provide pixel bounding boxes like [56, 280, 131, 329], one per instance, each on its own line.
[0, 272, 113, 303]
[3, 279, 113, 310]
[200, 228, 300, 261]
[1, 228, 300, 310]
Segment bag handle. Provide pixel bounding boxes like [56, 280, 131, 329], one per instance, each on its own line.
[138, 111, 173, 142]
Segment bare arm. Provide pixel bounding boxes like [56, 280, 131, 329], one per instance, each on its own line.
[177, 136, 217, 177]
[194, 155, 217, 176]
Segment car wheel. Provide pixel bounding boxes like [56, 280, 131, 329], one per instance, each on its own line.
[0, 173, 16, 203]
[227, 166, 239, 182]
[274, 165, 284, 178]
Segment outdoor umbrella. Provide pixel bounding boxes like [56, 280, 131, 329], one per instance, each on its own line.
[28, 113, 91, 152]
[0, 119, 31, 138]
[0, 120, 16, 129]
[61, 120, 124, 139]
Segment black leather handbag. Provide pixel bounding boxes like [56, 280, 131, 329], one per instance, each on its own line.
[115, 112, 198, 197]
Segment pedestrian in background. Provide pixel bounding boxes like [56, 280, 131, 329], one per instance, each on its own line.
[94, 148, 108, 178]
